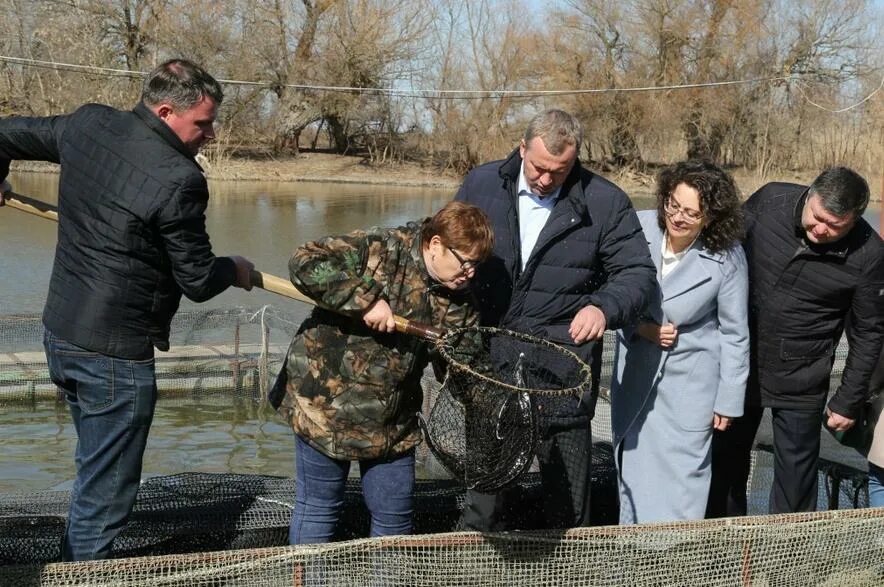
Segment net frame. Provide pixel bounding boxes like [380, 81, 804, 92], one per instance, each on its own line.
[436, 325, 593, 397]
[423, 325, 594, 492]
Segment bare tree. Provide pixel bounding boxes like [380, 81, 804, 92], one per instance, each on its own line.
[0, 0, 879, 180]
[563, 0, 644, 167]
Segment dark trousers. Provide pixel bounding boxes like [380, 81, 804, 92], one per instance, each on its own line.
[462, 418, 592, 531]
[767, 407, 823, 513]
[706, 406, 763, 518]
[707, 405, 823, 517]
[44, 331, 157, 561]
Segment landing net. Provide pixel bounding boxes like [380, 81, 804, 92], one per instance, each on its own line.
[423, 326, 592, 491]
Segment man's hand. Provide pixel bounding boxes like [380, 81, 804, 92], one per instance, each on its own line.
[363, 299, 396, 333]
[713, 413, 732, 431]
[825, 407, 855, 432]
[229, 255, 254, 291]
[0, 179, 11, 206]
[637, 321, 678, 349]
[569, 305, 606, 344]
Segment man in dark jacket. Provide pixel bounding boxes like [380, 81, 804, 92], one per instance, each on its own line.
[0, 59, 254, 560]
[707, 167, 884, 516]
[455, 109, 656, 530]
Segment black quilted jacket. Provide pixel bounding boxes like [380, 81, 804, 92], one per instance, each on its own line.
[742, 183, 884, 417]
[0, 103, 236, 359]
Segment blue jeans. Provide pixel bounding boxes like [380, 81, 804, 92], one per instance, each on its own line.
[869, 463, 884, 508]
[290, 435, 415, 544]
[44, 331, 157, 561]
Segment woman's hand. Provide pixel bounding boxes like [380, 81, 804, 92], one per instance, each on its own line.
[363, 299, 396, 332]
[637, 321, 678, 349]
[713, 413, 732, 431]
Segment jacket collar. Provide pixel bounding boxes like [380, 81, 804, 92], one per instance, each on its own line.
[792, 188, 852, 259]
[133, 102, 203, 171]
[643, 219, 723, 302]
[497, 148, 590, 221]
[412, 220, 443, 292]
[648, 220, 727, 266]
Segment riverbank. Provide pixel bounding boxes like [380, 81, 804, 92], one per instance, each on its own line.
[8, 154, 881, 202]
[195, 153, 840, 199]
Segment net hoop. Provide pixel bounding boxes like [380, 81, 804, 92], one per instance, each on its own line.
[436, 325, 593, 397]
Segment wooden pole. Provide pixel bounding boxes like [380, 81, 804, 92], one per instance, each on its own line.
[4, 191, 59, 222]
[3, 193, 446, 341]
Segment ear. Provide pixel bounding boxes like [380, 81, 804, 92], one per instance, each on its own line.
[153, 103, 175, 121]
[426, 234, 446, 255]
[519, 138, 527, 158]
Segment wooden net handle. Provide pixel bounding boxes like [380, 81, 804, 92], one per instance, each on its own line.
[5, 192, 59, 222]
[249, 270, 446, 341]
[4, 193, 447, 342]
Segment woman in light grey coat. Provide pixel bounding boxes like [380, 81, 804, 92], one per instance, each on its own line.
[611, 160, 749, 524]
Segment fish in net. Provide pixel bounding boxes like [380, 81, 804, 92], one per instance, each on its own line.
[419, 326, 593, 493]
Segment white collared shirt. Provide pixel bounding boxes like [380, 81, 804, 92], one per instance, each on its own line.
[660, 233, 699, 278]
[517, 162, 562, 270]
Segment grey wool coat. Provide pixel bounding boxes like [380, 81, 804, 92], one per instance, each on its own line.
[611, 210, 750, 524]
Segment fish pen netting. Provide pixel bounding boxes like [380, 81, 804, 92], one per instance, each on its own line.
[0, 307, 300, 405]
[3, 508, 883, 587]
[0, 306, 877, 585]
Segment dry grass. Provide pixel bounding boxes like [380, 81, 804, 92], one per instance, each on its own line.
[10, 154, 881, 203]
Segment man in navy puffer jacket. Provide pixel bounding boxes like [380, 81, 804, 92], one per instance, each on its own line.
[455, 109, 655, 530]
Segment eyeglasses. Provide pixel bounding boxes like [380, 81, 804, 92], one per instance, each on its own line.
[448, 246, 478, 275]
[664, 197, 704, 224]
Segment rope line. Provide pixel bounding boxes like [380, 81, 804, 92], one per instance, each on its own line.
[792, 76, 884, 113]
[0, 54, 808, 98]
[2, 54, 879, 108]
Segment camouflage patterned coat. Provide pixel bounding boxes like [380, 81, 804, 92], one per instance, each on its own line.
[269, 221, 478, 460]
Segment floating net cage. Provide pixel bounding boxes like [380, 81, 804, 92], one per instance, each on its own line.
[0, 306, 880, 586]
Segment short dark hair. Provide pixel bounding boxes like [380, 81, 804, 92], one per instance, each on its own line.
[809, 166, 869, 216]
[655, 160, 743, 254]
[141, 59, 223, 111]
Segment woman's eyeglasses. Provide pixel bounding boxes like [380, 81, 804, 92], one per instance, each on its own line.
[448, 247, 478, 274]
[664, 198, 704, 224]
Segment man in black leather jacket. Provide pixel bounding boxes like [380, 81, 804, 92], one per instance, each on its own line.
[455, 109, 655, 530]
[0, 59, 254, 560]
[707, 167, 883, 516]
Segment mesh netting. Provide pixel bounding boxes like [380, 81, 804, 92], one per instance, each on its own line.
[422, 326, 592, 492]
[2, 508, 882, 586]
[0, 452, 619, 562]
[0, 307, 877, 586]
[0, 307, 301, 405]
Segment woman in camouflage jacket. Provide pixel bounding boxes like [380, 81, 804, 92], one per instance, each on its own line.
[270, 201, 493, 544]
